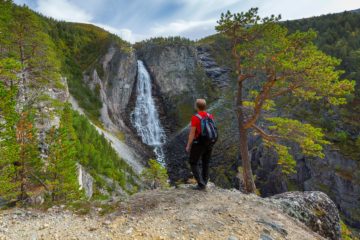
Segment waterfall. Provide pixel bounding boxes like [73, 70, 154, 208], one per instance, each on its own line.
[131, 60, 167, 164]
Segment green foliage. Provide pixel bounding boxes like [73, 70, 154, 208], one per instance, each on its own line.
[0, 81, 20, 201]
[46, 22, 130, 120]
[284, 11, 360, 93]
[216, 8, 354, 175]
[267, 117, 330, 158]
[46, 104, 82, 202]
[335, 131, 349, 143]
[0, 3, 63, 108]
[141, 159, 169, 189]
[283, 11, 360, 159]
[71, 110, 138, 193]
[340, 220, 353, 240]
[197, 34, 234, 69]
[0, 58, 21, 84]
[16, 111, 43, 200]
[134, 36, 193, 49]
[0, 3, 140, 205]
[264, 141, 296, 175]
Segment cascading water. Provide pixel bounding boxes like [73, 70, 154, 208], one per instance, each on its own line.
[131, 60, 167, 164]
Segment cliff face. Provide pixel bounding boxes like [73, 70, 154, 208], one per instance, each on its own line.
[83, 42, 152, 166]
[84, 44, 137, 130]
[135, 41, 216, 132]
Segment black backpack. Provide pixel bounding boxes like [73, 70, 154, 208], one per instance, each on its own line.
[195, 113, 218, 144]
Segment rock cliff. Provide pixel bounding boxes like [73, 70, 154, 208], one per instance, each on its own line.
[135, 40, 216, 132]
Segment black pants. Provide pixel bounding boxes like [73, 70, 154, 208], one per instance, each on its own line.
[189, 142, 213, 187]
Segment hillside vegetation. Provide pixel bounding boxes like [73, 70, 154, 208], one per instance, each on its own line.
[0, 1, 138, 205]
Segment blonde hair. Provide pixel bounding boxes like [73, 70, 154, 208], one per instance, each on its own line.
[195, 99, 206, 111]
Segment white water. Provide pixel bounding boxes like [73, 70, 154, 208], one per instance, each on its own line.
[131, 60, 167, 164]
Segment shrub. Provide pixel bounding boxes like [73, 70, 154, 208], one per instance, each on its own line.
[141, 159, 169, 189]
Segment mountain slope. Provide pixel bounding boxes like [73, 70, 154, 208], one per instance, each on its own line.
[0, 2, 142, 204]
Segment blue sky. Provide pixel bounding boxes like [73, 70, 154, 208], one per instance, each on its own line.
[14, 0, 360, 43]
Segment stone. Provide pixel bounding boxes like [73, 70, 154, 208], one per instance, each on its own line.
[125, 228, 133, 234]
[255, 219, 287, 236]
[259, 234, 273, 240]
[271, 191, 341, 240]
[228, 236, 239, 240]
[77, 163, 94, 199]
[103, 220, 111, 226]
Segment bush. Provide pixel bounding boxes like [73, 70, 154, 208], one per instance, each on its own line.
[141, 159, 169, 189]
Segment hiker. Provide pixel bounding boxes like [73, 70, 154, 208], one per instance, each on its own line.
[186, 99, 218, 190]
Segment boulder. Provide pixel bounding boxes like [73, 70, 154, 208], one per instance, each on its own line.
[270, 191, 341, 240]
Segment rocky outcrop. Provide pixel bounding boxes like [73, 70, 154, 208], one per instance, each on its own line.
[270, 191, 341, 240]
[196, 46, 231, 89]
[84, 44, 137, 130]
[34, 76, 70, 159]
[77, 164, 94, 199]
[136, 43, 198, 96]
[0, 186, 331, 240]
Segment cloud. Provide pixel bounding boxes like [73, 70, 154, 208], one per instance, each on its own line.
[36, 0, 93, 22]
[94, 23, 136, 43]
[14, 0, 360, 42]
[151, 19, 216, 39]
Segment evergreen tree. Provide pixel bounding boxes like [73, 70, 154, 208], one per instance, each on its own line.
[15, 110, 42, 200]
[46, 104, 82, 202]
[0, 81, 20, 201]
[141, 159, 169, 189]
[6, 5, 61, 105]
[216, 8, 355, 193]
[0, 53, 22, 202]
[0, 0, 14, 55]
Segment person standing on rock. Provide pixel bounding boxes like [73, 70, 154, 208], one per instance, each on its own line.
[186, 99, 218, 190]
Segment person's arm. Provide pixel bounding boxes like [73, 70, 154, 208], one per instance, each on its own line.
[186, 126, 196, 153]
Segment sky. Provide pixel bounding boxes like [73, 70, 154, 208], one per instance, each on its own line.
[13, 0, 360, 43]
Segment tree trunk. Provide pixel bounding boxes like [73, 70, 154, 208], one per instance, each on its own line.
[237, 79, 256, 193]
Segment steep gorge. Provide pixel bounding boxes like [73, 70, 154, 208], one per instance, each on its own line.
[84, 31, 359, 229]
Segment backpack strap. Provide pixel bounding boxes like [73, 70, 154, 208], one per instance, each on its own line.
[195, 113, 203, 120]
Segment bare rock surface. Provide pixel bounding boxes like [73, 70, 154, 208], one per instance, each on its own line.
[0, 185, 325, 240]
[270, 191, 341, 240]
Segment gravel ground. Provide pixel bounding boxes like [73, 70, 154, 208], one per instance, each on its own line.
[0, 185, 324, 240]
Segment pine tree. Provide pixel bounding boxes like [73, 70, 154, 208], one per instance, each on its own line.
[216, 8, 355, 193]
[15, 110, 42, 200]
[7, 5, 61, 106]
[0, 52, 22, 202]
[46, 104, 82, 202]
[0, 81, 20, 201]
[0, 0, 14, 55]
